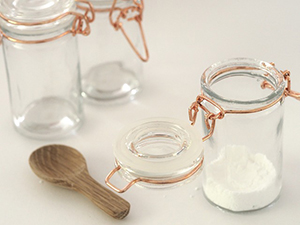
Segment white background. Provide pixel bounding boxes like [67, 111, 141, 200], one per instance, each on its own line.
[1, 0, 300, 224]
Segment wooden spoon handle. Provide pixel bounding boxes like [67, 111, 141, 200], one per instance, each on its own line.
[72, 173, 130, 219]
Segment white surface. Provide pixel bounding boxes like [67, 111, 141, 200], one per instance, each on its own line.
[1, 0, 300, 224]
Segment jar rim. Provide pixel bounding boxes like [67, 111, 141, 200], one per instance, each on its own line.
[201, 58, 286, 109]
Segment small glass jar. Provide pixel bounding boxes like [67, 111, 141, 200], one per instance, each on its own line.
[189, 58, 300, 212]
[0, 0, 94, 139]
[105, 118, 204, 193]
[78, 0, 149, 103]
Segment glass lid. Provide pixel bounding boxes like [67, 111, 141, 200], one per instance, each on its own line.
[0, 0, 76, 35]
[0, 0, 76, 22]
[112, 118, 204, 188]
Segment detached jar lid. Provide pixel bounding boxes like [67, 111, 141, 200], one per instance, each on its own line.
[105, 118, 204, 193]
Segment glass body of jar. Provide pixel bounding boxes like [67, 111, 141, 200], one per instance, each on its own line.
[199, 58, 285, 212]
[78, 0, 145, 104]
[0, 0, 84, 139]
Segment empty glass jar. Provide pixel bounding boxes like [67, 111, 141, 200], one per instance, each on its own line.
[0, 0, 94, 139]
[78, 0, 149, 103]
[189, 58, 300, 212]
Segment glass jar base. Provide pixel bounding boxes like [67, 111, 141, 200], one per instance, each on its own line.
[81, 61, 140, 104]
[13, 96, 83, 139]
[203, 190, 281, 213]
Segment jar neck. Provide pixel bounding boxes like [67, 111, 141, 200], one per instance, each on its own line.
[201, 58, 286, 111]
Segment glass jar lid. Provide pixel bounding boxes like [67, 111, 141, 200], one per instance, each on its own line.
[105, 118, 204, 193]
[0, 0, 76, 35]
[0, 0, 75, 22]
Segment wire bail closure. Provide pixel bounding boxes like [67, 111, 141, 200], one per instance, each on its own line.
[189, 95, 225, 142]
[189, 64, 300, 142]
[105, 158, 204, 193]
[282, 70, 300, 100]
[109, 0, 149, 62]
[0, 0, 95, 44]
[87, 0, 149, 61]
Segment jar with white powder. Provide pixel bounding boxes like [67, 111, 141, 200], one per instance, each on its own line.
[189, 58, 300, 212]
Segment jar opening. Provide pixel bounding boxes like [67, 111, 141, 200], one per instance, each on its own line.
[201, 58, 286, 109]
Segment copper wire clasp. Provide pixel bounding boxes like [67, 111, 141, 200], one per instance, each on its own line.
[105, 165, 141, 193]
[282, 70, 300, 100]
[109, 0, 149, 62]
[188, 101, 199, 126]
[189, 95, 225, 142]
[76, 0, 95, 24]
[261, 63, 300, 101]
[105, 158, 203, 193]
[0, 0, 95, 44]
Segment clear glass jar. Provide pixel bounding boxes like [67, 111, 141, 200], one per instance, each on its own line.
[105, 118, 204, 193]
[192, 58, 286, 212]
[78, 0, 148, 103]
[0, 0, 91, 139]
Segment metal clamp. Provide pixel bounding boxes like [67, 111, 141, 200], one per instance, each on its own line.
[105, 158, 203, 193]
[189, 95, 225, 142]
[109, 0, 149, 62]
[282, 70, 300, 100]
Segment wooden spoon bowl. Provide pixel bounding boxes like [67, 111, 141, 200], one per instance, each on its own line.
[29, 144, 130, 219]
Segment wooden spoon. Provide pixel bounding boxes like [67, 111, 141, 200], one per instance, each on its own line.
[29, 144, 130, 219]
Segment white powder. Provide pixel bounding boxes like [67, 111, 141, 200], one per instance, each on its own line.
[203, 145, 281, 211]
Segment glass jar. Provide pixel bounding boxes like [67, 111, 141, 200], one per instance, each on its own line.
[0, 0, 94, 139]
[78, 0, 149, 103]
[189, 58, 300, 212]
[105, 118, 204, 193]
